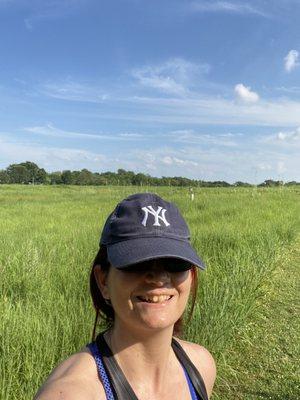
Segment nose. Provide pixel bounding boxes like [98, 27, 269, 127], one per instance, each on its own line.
[144, 263, 170, 285]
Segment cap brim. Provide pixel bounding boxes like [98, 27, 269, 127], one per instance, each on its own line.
[106, 237, 205, 270]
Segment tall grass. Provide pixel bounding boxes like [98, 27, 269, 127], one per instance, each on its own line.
[0, 185, 299, 399]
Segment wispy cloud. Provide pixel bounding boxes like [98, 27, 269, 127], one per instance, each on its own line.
[33, 57, 300, 127]
[39, 59, 214, 103]
[161, 156, 198, 167]
[37, 80, 300, 126]
[0, 133, 107, 171]
[262, 127, 300, 147]
[189, 1, 268, 17]
[131, 58, 210, 95]
[39, 80, 109, 103]
[277, 128, 300, 142]
[1, 128, 299, 183]
[23, 123, 145, 141]
[234, 83, 259, 103]
[20, 0, 87, 30]
[275, 86, 300, 95]
[126, 94, 300, 126]
[169, 129, 239, 147]
[132, 139, 299, 183]
[132, 71, 186, 96]
[119, 133, 144, 138]
[284, 49, 299, 72]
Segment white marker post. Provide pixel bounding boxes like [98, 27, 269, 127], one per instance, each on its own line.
[189, 188, 194, 201]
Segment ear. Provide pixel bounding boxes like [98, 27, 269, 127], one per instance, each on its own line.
[94, 264, 110, 300]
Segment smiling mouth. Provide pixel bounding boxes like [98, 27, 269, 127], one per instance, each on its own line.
[136, 295, 173, 304]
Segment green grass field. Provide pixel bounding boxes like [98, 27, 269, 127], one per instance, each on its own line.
[0, 185, 299, 399]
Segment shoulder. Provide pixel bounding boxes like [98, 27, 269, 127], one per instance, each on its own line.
[34, 347, 106, 400]
[175, 339, 217, 398]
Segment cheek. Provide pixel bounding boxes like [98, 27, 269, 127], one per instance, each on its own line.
[171, 272, 192, 309]
[173, 270, 192, 292]
[107, 273, 136, 311]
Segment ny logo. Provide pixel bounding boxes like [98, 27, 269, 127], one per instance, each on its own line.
[141, 205, 170, 227]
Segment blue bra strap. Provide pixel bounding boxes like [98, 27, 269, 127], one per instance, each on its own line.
[87, 342, 115, 400]
[183, 366, 199, 400]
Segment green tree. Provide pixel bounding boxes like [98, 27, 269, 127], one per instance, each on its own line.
[132, 172, 149, 186]
[48, 172, 63, 185]
[0, 170, 9, 183]
[61, 170, 72, 184]
[6, 164, 30, 183]
[76, 169, 94, 185]
[101, 171, 118, 185]
[286, 181, 299, 186]
[234, 181, 252, 187]
[19, 161, 47, 184]
[259, 179, 283, 187]
[117, 169, 135, 185]
[93, 173, 107, 185]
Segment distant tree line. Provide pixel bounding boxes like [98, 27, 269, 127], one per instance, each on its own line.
[0, 161, 299, 187]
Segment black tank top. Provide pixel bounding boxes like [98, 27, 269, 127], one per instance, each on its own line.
[94, 332, 209, 400]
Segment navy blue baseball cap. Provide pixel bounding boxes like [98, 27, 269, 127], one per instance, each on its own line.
[100, 193, 205, 270]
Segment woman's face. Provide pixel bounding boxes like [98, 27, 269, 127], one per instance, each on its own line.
[95, 259, 193, 333]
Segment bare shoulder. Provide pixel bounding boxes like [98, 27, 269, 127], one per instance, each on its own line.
[34, 347, 105, 400]
[176, 338, 217, 398]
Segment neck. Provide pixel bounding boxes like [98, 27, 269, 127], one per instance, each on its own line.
[105, 322, 177, 392]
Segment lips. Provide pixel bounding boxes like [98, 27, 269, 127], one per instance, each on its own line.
[136, 295, 173, 303]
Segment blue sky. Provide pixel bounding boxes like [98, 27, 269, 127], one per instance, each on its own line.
[1, 0, 300, 183]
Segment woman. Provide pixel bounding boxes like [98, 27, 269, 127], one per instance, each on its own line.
[35, 193, 216, 399]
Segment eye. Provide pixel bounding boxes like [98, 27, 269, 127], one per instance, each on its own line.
[120, 262, 150, 273]
[165, 266, 192, 273]
[163, 259, 192, 273]
[121, 266, 140, 273]
[119, 259, 192, 274]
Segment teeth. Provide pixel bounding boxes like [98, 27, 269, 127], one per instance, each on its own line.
[139, 295, 171, 303]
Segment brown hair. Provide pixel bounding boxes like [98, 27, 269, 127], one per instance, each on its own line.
[90, 246, 198, 341]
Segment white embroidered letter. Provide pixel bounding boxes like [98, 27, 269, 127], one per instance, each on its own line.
[141, 205, 170, 227]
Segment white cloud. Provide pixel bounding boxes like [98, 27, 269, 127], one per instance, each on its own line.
[132, 58, 210, 95]
[23, 123, 145, 141]
[170, 129, 239, 147]
[234, 83, 259, 103]
[260, 127, 300, 146]
[190, 1, 268, 17]
[277, 161, 287, 174]
[277, 127, 300, 142]
[131, 142, 299, 183]
[19, 0, 87, 30]
[34, 65, 300, 128]
[119, 133, 144, 138]
[1, 129, 300, 183]
[21, 61, 300, 129]
[120, 94, 300, 126]
[161, 156, 173, 165]
[134, 73, 186, 95]
[0, 134, 107, 171]
[256, 162, 272, 171]
[275, 86, 300, 94]
[40, 80, 109, 103]
[161, 156, 198, 167]
[284, 50, 299, 72]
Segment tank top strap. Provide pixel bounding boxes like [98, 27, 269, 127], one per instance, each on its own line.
[95, 333, 139, 400]
[87, 342, 115, 400]
[89, 333, 206, 400]
[172, 338, 209, 400]
[182, 366, 200, 400]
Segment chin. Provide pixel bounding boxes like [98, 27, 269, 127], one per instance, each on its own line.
[137, 316, 178, 331]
